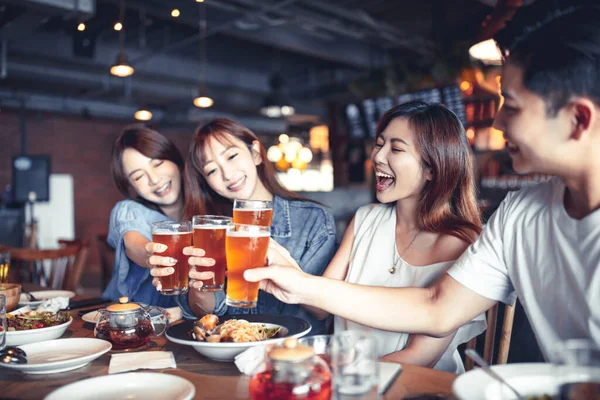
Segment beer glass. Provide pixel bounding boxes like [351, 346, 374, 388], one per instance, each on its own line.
[233, 199, 273, 226]
[192, 215, 232, 292]
[0, 251, 10, 284]
[151, 221, 192, 295]
[225, 223, 270, 308]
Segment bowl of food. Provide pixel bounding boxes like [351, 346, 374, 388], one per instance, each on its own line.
[166, 314, 311, 362]
[6, 310, 73, 346]
[0, 284, 21, 312]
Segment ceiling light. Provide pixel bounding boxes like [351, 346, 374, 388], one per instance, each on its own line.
[171, 9, 180, 18]
[193, 96, 213, 108]
[134, 108, 152, 121]
[77, 23, 86, 31]
[110, 53, 134, 77]
[114, 22, 123, 31]
[196, 0, 205, 2]
[469, 39, 502, 65]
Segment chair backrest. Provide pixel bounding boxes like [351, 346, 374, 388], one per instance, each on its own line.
[10, 239, 89, 291]
[96, 234, 115, 291]
[464, 302, 516, 370]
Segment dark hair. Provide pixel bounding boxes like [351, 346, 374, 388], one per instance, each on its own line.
[111, 125, 185, 213]
[495, 0, 600, 116]
[376, 101, 481, 243]
[184, 118, 311, 218]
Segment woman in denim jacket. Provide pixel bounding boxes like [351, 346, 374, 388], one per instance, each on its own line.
[102, 126, 185, 307]
[149, 118, 337, 334]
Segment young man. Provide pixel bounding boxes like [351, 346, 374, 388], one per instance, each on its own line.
[244, 0, 600, 362]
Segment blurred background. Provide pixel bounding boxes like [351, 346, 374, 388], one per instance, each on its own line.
[0, 0, 546, 361]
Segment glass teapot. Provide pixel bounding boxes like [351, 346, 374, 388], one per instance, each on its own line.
[94, 297, 167, 350]
[249, 338, 332, 400]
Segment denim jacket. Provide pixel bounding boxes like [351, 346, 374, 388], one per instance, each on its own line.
[175, 195, 337, 335]
[102, 200, 178, 308]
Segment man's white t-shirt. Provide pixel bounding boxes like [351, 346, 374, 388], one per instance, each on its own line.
[448, 177, 600, 361]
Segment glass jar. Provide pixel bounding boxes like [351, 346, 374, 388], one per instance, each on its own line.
[249, 338, 332, 400]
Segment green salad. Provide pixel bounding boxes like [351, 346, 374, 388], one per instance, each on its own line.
[7, 311, 71, 331]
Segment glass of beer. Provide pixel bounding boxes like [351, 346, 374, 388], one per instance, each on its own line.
[225, 223, 270, 308]
[0, 252, 9, 284]
[233, 199, 273, 226]
[192, 216, 231, 292]
[151, 221, 192, 295]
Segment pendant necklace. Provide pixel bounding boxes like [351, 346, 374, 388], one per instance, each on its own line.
[389, 230, 420, 274]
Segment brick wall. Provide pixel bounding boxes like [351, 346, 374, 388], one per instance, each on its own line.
[0, 109, 192, 293]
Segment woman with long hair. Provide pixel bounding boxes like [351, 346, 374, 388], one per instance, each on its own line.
[150, 118, 337, 334]
[102, 125, 185, 307]
[248, 101, 486, 372]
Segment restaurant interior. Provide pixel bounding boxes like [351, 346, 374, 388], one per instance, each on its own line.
[0, 0, 587, 399]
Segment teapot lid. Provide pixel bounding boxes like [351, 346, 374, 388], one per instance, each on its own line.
[106, 296, 141, 312]
[268, 338, 314, 362]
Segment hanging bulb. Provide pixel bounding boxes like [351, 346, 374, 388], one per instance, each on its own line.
[193, 96, 214, 108]
[134, 108, 152, 121]
[77, 23, 86, 32]
[114, 22, 123, 31]
[110, 53, 134, 77]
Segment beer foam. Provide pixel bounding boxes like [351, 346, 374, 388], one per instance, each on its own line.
[193, 225, 230, 230]
[153, 230, 192, 235]
[236, 208, 273, 212]
[226, 229, 270, 238]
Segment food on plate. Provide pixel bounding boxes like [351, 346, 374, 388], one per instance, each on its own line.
[7, 311, 71, 331]
[191, 314, 281, 343]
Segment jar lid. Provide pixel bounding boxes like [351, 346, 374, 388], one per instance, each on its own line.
[268, 338, 315, 362]
[106, 297, 141, 312]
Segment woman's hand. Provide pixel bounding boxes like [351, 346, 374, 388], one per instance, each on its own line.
[267, 239, 300, 269]
[150, 245, 216, 292]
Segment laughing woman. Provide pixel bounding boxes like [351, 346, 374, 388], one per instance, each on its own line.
[102, 125, 185, 307]
[252, 101, 487, 373]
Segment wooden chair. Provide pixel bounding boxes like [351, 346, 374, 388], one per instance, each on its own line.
[10, 239, 89, 292]
[96, 234, 115, 291]
[464, 301, 517, 370]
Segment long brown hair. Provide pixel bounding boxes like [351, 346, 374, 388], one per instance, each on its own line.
[376, 101, 482, 243]
[111, 124, 185, 213]
[184, 118, 311, 218]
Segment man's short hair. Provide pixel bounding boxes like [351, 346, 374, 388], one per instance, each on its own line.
[495, 0, 600, 116]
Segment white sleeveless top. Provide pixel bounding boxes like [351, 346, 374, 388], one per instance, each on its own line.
[334, 203, 487, 374]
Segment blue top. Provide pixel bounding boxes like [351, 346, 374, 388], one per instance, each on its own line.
[102, 200, 178, 308]
[175, 195, 337, 335]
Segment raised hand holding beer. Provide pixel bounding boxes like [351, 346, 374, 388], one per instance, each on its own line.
[150, 221, 192, 295]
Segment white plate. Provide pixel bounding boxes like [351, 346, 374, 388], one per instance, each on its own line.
[44, 372, 196, 400]
[6, 317, 73, 346]
[166, 314, 312, 362]
[0, 338, 112, 374]
[18, 290, 76, 307]
[453, 363, 560, 400]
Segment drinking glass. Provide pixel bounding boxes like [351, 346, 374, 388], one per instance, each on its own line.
[232, 199, 273, 226]
[151, 221, 192, 295]
[0, 251, 10, 284]
[0, 294, 6, 351]
[225, 223, 270, 308]
[554, 339, 600, 400]
[192, 215, 231, 292]
[330, 331, 379, 400]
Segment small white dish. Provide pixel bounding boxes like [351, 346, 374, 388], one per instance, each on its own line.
[18, 290, 76, 307]
[0, 338, 111, 374]
[453, 363, 559, 400]
[6, 317, 73, 346]
[44, 372, 196, 400]
[81, 310, 102, 324]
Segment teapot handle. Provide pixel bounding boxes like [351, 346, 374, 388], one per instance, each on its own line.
[144, 306, 168, 337]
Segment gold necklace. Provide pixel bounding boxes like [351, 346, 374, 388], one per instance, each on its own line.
[389, 230, 420, 274]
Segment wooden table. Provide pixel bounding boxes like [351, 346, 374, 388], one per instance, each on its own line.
[1, 307, 457, 399]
